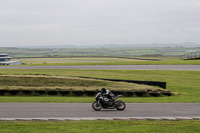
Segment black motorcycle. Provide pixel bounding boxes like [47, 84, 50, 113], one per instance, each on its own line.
[92, 92, 126, 111]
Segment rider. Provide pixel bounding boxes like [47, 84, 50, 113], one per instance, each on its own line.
[101, 87, 114, 101]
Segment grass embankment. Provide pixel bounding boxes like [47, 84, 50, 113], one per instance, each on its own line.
[0, 75, 161, 91]
[14, 57, 200, 66]
[0, 69, 200, 103]
[0, 120, 200, 133]
[0, 75, 166, 98]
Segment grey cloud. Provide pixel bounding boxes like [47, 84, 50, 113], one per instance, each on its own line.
[0, 0, 200, 46]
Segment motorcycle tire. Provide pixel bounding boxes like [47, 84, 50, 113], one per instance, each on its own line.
[92, 101, 102, 111]
[115, 100, 126, 111]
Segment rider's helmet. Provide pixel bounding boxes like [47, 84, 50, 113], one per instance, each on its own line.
[101, 87, 106, 93]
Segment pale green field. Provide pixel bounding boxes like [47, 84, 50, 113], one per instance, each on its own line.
[13, 57, 200, 65]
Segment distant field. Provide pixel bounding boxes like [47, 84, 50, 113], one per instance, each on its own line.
[14, 57, 146, 65]
[1, 46, 199, 65]
[0, 69, 200, 103]
[1, 47, 200, 58]
[12, 57, 200, 66]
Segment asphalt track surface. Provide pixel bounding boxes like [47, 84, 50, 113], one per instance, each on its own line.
[0, 65, 200, 70]
[0, 103, 200, 118]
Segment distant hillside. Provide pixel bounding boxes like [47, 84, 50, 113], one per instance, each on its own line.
[0, 46, 200, 58]
[17, 43, 200, 49]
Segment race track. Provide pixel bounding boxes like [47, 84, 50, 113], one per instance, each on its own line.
[0, 103, 200, 118]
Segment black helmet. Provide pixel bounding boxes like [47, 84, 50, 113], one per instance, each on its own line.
[101, 87, 106, 93]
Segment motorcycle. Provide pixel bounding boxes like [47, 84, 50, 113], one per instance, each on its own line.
[92, 92, 126, 111]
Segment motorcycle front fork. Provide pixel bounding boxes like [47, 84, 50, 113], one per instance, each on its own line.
[96, 100, 101, 107]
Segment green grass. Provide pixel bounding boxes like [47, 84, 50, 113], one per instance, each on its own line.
[0, 96, 93, 103]
[0, 96, 187, 103]
[0, 120, 200, 133]
[0, 69, 200, 102]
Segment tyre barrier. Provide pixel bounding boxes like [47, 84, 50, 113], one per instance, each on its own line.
[0, 89, 172, 97]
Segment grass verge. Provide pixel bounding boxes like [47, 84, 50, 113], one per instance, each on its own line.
[0, 96, 183, 103]
[0, 120, 200, 133]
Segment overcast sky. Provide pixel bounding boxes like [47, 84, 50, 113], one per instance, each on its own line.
[0, 0, 200, 47]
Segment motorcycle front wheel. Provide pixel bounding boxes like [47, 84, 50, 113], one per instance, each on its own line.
[115, 100, 126, 111]
[92, 101, 102, 111]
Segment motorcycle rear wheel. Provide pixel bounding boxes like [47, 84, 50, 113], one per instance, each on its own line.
[92, 101, 102, 111]
[116, 100, 126, 111]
